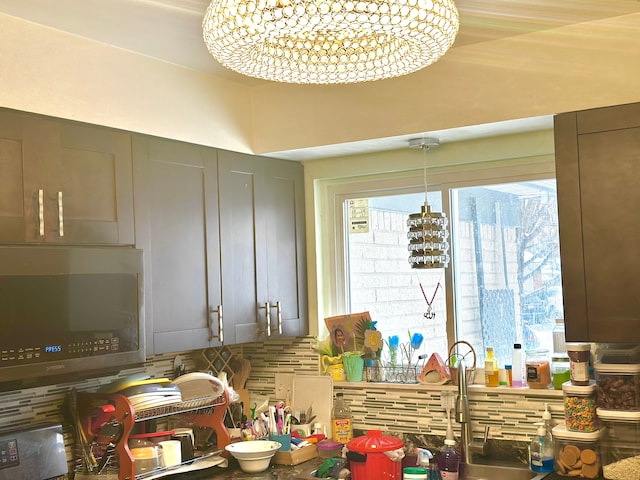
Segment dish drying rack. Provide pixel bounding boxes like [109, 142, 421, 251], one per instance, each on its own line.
[76, 389, 230, 480]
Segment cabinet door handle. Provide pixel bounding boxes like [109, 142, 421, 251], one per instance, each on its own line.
[272, 301, 282, 335]
[209, 305, 223, 343]
[57, 191, 64, 237]
[38, 189, 45, 236]
[259, 302, 271, 337]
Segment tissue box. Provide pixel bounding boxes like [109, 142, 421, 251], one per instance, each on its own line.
[273, 444, 318, 465]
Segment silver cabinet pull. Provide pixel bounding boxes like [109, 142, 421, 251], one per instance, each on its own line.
[273, 301, 282, 335]
[209, 305, 223, 343]
[57, 191, 64, 237]
[38, 189, 45, 236]
[259, 301, 271, 337]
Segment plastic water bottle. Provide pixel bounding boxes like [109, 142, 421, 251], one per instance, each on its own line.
[437, 439, 460, 480]
[511, 343, 526, 388]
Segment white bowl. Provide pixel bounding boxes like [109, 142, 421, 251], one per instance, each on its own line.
[225, 440, 281, 473]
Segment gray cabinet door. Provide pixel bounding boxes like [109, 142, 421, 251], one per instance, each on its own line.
[217, 150, 308, 343]
[0, 108, 134, 245]
[555, 102, 640, 342]
[133, 136, 222, 355]
[260, 158, 307, 338]
[0, 110, 30, 242]
[217, 150, 261, 344]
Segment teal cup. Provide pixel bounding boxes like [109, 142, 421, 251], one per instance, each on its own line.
[269, 433, 291, 451]
[343, 354, 365, 382]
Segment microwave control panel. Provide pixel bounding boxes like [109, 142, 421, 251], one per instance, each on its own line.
[1, 336, 121, 366]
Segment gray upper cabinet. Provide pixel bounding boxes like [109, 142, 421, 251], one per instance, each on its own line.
[554, 102, 640, 342]
[134, 140, 307, 354]
[133, 136, 223, 355]
[0, 108, 134, 245]
[217, 150, 308, 344]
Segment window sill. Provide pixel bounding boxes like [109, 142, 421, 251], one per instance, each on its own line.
[335, 381, 564, 397]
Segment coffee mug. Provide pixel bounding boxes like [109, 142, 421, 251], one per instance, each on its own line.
[159, 440, 182, 467]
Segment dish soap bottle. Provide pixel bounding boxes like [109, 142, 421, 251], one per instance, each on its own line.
[484, 347, 499, 387]
[331, 392, 353, 444]
[529, 423, 554, 473]
[437, 439, 460, 479]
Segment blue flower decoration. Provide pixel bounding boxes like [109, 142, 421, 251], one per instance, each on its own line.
[388, 335, 399, 351]
[410, 332, 424, 350]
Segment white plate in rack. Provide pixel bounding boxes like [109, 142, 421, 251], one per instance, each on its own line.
[174, 372, 226, 401]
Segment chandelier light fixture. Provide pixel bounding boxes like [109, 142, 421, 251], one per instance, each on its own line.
[407, 138, 450, 269]
[202, 0, 459, 84]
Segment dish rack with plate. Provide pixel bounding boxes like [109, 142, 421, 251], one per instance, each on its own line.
[76, 389, 231, 480]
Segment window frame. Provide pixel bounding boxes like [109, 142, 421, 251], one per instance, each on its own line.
[320, 157, 557, 350]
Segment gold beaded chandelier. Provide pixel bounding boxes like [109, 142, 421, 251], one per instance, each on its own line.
[202, 0, 459, 84]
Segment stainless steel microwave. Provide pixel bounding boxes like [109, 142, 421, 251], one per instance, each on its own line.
[0, 246, 144, 390]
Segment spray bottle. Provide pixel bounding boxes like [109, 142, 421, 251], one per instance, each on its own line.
[411, 449, 442, 480]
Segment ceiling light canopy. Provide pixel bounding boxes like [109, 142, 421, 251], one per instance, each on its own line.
[202, 0, 459, 84]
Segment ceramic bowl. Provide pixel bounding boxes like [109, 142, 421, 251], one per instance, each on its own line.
[225, 440, 281, 473]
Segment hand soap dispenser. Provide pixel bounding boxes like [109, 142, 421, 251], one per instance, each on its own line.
[530, 423, 554, 473]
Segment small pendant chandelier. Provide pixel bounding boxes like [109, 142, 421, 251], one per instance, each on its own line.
[407, 138, 450, 269]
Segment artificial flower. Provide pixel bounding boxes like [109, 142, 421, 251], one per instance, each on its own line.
[364, 329, 383, 351]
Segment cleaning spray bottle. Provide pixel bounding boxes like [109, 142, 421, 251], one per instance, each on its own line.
[409, 448, 442, 480]
[529, 422, 554, 473]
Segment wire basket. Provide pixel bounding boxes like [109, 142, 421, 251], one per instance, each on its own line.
[381, 364, 420, 384]
[447, 340, 477, 386]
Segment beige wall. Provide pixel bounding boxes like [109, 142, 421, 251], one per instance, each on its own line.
[0, 13, 253, 153]
[1, 11, 639, 156]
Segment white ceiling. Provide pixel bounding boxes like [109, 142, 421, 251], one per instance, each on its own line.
[1, 0, 637, 159]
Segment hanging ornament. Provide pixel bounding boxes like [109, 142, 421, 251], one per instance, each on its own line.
[420, 280, 441, 320]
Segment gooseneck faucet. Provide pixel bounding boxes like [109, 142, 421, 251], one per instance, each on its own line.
[455, 357, 489, 464]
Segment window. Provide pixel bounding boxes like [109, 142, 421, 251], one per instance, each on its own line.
[338, 169, 563, 368]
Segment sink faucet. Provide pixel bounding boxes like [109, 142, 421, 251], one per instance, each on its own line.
[455, 357, 489, 464]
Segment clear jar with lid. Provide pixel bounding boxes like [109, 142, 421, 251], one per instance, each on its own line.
[567, 343, 591, 386]
[526, 349, 551, 389]
[552, 425, 601, 478]
[552, 355, 571, 390]
[553, 318, 567, 356]
[597, 408, 640, 479]
[563, 380, 598, 432]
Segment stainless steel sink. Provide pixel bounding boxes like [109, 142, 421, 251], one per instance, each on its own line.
[461, 463, 549, 480]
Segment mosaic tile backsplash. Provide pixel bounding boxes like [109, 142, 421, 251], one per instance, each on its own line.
[0, 336, 564, 475]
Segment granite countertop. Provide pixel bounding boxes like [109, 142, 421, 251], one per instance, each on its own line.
[163, 457, 326, 480]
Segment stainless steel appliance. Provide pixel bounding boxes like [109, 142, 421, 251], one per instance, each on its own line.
[0, 424, 67, 480]
[0, 246, 144, 390]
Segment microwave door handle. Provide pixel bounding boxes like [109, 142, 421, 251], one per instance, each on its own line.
[38, 189, 45, 237]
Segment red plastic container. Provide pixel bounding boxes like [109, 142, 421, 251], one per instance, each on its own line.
[346, 430, 404, 480]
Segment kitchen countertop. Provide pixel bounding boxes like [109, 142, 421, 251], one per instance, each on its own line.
[163, 457, 326, 480]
